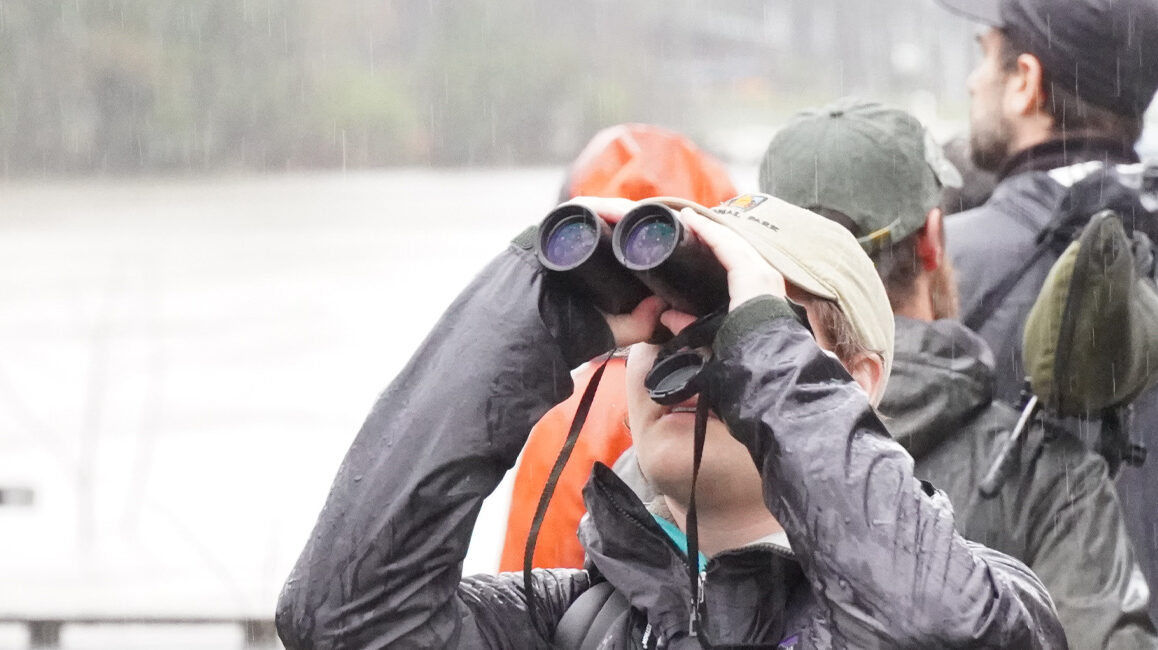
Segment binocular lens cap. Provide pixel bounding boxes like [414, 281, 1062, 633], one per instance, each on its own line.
[645, 350, 705, 405]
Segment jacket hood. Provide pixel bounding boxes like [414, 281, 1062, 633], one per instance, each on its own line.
[878, 316, 999, 459]
[562, 123, 737, 206]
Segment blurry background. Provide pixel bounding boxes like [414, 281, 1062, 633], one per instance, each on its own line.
[0, 1, 1153, 649]
[1, 0, 982, 176]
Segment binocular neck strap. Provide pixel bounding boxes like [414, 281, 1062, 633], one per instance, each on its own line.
[524, 349, 616, 641]
[685, 385, 711, 639]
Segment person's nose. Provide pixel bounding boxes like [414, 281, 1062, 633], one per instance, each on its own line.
[966, 65, 982, 96]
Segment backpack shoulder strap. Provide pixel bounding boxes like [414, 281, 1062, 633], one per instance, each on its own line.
[962, 241, 1054, 331]
[962, 165, 1151, 331]
[553, 580, 631, 650]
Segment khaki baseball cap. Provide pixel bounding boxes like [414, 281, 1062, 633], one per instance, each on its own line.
[649, 193, 895, 386]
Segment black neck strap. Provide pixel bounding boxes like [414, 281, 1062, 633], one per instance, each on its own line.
[686, 386, 710, 639]
[525, 349, 615, 640]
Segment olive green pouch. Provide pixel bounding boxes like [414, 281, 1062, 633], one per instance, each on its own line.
[1023, 210, 1158, 416]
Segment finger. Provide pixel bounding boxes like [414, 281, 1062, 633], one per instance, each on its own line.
[679, 208, 787, 305]
[659, 309, 697, 336]
[632, 294, 668, 322]
[607, 295, 667, 347]
[678, 208, 768, 271]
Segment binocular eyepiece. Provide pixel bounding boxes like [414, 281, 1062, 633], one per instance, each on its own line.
[536, 202, 729, 316]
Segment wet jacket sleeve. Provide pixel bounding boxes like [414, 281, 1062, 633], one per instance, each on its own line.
[275, 237, 613, 649]
[1020, 433, 1158, 648]
[710, 296, 1068, 649]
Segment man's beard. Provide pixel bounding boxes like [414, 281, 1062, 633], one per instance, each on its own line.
[931, 257, 960, 320]
[969, 110, 1013, 172]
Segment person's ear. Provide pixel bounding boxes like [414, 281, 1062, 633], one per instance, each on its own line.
[1006, 52, 1048, 119]
[915, 208, 945, 272]
[848, 353, 886, 405]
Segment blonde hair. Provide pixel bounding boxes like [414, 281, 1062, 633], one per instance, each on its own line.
[803, 296, 880, 368]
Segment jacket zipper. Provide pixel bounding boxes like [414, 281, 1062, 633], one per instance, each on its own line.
[688, 570, 706, 637]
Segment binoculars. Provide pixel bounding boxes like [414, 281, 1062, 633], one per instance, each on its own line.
[535, 201, 729, 316]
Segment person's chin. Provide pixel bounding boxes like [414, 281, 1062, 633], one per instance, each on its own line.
[637, 416, 688, 447]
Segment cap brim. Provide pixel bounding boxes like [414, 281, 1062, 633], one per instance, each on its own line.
[934, 0, 1003, 26]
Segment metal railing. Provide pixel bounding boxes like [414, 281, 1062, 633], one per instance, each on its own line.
[2, 617, 278, 650]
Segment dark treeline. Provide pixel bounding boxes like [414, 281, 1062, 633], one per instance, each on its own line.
[0, 0, 974, 175]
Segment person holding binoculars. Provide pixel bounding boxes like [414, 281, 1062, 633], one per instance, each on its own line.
[276, 194, 1065, 648]
[500, 124, 738, 574]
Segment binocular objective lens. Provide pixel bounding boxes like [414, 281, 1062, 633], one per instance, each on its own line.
[623, 216, 678, 268]
[545, 216, 598, 269]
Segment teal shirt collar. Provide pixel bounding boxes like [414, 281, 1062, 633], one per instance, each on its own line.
[650, 513, 708, 571]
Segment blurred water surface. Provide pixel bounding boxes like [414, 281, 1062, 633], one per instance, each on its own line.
[0, 168, 629, 648]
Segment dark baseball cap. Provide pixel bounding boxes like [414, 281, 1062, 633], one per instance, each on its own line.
[758, 98, 962, 255]
[936, 0, 1158, 117]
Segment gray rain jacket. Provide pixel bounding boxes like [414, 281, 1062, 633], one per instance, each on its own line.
[275, 239, 1066, 649]
[881, 316, 1156, 648]
[946, 137, 1158, 624]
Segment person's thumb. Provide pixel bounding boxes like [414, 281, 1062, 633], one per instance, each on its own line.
[607, 295, 667, 346]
